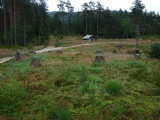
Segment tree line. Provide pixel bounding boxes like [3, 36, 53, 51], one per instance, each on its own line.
[0, 0, 49, 46]
[0, 0, 160, 46]
[51, 0, 160, 39]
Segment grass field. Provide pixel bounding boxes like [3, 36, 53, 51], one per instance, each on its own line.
[0, 36, 160, 120]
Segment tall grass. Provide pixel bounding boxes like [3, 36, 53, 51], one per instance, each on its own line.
[104, 80, 125, 94]
[48, 106, 73, 120]
[11, 61, 33, 74]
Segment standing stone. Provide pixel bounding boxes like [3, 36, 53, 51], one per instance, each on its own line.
[134, 49, 141, 59]
[15, 51, 29, 61]
[134, 54, 141, 59]
[30, 56, 41, 67]
[15, 51, 22, 61]
[95, 54, 105, 63]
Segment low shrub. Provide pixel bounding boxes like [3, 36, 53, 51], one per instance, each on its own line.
[72, 65, 90, 82]
[148, 42, 160, 59]
[111, 104, 125, 116]
[0, 80, 27, 113]
[80, 82, 97, 94]
[27, 43, 33, 50]
[48, 106, 73, 120]
[104, 80, 125, 94]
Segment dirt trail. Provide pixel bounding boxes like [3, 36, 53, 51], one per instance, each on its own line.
[0, 56, 14, 64]
[0, 41, 149, 64]
[36, 43, 91, 53]
[0, 43, 92, 64]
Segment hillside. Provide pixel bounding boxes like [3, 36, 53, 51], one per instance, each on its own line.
[47, 11, 59, 18]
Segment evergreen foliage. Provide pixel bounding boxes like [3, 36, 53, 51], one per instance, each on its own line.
[0, 0, 49, 46]
[148, 42, 160, 59]
[0, 0, 160, 45]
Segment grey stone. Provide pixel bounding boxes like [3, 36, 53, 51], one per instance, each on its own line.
[30, 56, 41, 67]
[134, 54, 141, 59]
[95, 54, 105, 63]
[55, 50, 63, 54]
[15, 51, 22, 61]
[15, 51, 29, 61]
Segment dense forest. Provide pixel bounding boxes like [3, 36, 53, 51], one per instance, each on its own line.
[0, 0, 50, 46]
[0, 0, 160, 46]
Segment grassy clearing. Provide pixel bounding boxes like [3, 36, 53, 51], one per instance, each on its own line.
[0, 37, 160, 120]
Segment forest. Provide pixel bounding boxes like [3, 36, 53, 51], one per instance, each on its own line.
[0, 0, 160, 46]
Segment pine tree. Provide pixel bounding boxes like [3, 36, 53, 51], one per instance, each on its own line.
[131, 0, 145, 48]
[82, 2, 89, 35]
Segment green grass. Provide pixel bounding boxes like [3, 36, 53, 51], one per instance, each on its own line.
[0, 79, 27, 113]
[0, 38, 160, 120]
[48, 106, 73, 120]
[104, 80, 125, 94]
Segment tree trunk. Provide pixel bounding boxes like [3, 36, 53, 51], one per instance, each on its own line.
[97, 14, 99, 37]
[39, 17, 43, 44]
[14, 0, 17, 45]
[136, 25, 139, 49]
[68, 17, 70, 35]
[23, 2, 27, 46]
[4, 1, 7, 45]
[9, 1, 13, 45]
[85, 12, 87, 35]
[90, 14, 91, 34]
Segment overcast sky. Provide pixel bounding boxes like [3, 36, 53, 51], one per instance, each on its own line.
[47, 0, 160, 13]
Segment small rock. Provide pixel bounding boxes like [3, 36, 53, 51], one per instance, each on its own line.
[134, 54, 141, 59]
[30, 56, 41, 67]
[55, 50, 63, 54]
[95, 54, 105, 63]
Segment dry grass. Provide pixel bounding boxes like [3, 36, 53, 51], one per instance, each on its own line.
[0, 48, 15, 58]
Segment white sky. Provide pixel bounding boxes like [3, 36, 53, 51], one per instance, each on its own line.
[47, 0, 160, 13]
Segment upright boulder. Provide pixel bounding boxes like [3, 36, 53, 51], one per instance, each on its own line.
[30, 56, 41, 67]
[134, 54, 141, 59]
[134, 49, 141, 59]
[15, 51, 22, 61]
[95, 54, 105, 63]
[15, 51, 29, 61]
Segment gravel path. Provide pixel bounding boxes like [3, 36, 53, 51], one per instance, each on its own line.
[0, 41, 147, 64]
[0, 43, 92, 64]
